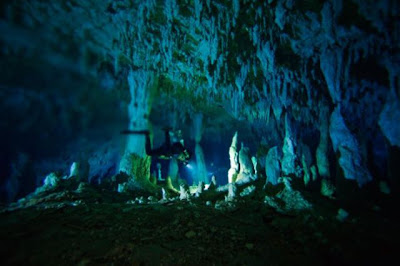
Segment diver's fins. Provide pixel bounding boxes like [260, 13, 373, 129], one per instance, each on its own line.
[120, 129, 150, 135]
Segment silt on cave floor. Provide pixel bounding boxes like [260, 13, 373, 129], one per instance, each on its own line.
[0, 175, 399, 266]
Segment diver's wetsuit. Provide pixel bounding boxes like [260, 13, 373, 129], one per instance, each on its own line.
[145, 129, 186, 159]
[121, 129, 189, 162]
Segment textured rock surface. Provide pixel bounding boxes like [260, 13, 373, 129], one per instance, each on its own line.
[0, 0, 399, 198]
[0, 1, 399, 264]
[228, 132, 239, 183]
[2, 187, 398, 265]
[379, 90, 400, 147]
[281, 114, 297, 176]
[265, 146, 281, 186]
[236, 144, 255, 182]
[330, 107, 372, 187]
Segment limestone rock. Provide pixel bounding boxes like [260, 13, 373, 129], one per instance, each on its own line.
[264, 185, 312, 214]
[302, 155, 311, 186]
[330, 107, 372, 186]
[281, 114, 297, 176]
[43, 172, 61, 188]
[240, 185, 256, 197]
[207, 175, 217, 190]
[236, 144, 255, 182]
[379, 90, 400, 147]
[379, 181, 391, 195]
[265, 146, 281, 186]
[195, 143, 208, 183]
[310, 165, 317, 182]
[336, 208, 349, 222]
[225, 183, 237, 202]
[161, 188, 168, 201]
[251, 156, 258, 175]
[228, 132, 239, 183]
[321, 179, 335, 199]
[68, 161, 89, 182]
[168, 158, 179, 185]
[117, 182, 129, 193]
[76, 182, 89, 193]
[179, 184, 190, 201]
[316, 104, 330, 178]
[195, 181, 204, 197]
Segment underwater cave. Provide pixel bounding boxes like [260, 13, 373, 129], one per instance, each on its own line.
[0, 0, 399, 265]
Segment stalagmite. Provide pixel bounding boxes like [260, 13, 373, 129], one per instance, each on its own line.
[179, 183, 190, 201]
[302, 155, 311, 186]
[281, 114, 297, 176]
[161, 188, 168, 201]
[193, 113, 208, 183]
[69, 162, 79, 178]
[195, 181, 204, 197]
[310, 165, 317, 182]
[156, 163, 164, 181]
[251, 156, 258, 175]
[320, 179, 336, 198]
[330, 106, 372, 187]
[228, 132, 239, 183]
[68, 161, 89, 183]
[265, 146, 281, 186]
[236, 143, 255, 182]
[225, 183, 237, 202]
[43, 172, 61, 188]
[208, 175, 217, 190]
[297, 142, 312, 186]
[316, 104, 330, 179]
[119, 69, 154, 181]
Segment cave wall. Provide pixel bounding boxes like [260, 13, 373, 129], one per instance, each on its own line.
[0, 0, 399, 201]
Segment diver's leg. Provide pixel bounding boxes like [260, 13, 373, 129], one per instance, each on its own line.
[144, 131, 154, 156]
[121, 129, 150, 135]
[164, 129, 171, 148]
[145, 131, 167, 157]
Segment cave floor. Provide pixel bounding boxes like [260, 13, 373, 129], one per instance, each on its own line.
[0, 195, 398, 266]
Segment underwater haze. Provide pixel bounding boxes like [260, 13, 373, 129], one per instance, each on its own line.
[0, 0, 399, 265]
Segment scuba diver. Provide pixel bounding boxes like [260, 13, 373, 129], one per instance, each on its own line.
[121, 128, 191, 165]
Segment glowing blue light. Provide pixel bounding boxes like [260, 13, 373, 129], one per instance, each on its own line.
[186, 163, 193, 170]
